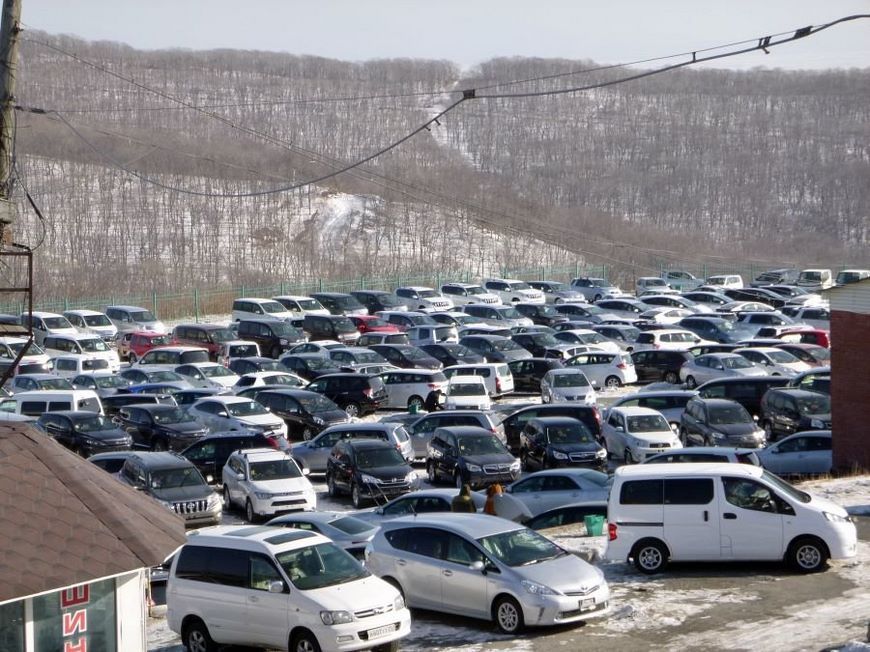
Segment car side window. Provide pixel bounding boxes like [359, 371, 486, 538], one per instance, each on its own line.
[542, 476, 578, 491]
[443, 532, 486, 566]
[249, 554, 283, 591]
[722, 477, 778, 513]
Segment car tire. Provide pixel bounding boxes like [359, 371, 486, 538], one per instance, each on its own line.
[554, 298, 563, 304]
[222, 485, 232, 511]
[152, 438, 167, 452]
[327, 473, 338, 497]
[245, 498, 259, 523]
[427, 461, 438, 484]
[492, 595, 524, 634]
[290, 630, 322, 652]
[302, 426, 314, 441]
[605, 375, 622, 390]
[344, 402, 361, 419]
[664, 371, 679, 385]
[351, 482, 365, 509]
[632, 539, 669, 574]
[594, 294, 602, 302]
[787, 536, 829, 573]
[407, 395, 425, 412]
[685, 375, 697, 389]
[182, 618, 217, 652]
[541, 392, 549, 404]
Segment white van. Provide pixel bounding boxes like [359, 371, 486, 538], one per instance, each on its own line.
[704, 275, 744, 290]
[605, 463, 856, 574]
[105, 305, 167, 334]
[216, 339, 261, 366]
[42, 333, 121, 371]
[0, 336, 50, 366]
[442, 363, 514, 397]
[796, 268, 833, 292]
[50, 354, 111, 377]
[167, 526, 411, 652]
[19, 311, 78, 345]
[63, 309, 118, 341]
[13, 389, 103, 417]
[232, 297, 296, 322]
[444, 375, 491, 411]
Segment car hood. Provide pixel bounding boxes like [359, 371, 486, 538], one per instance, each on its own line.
[807, 494, 848, 518]
[318, 409, 352, 425]
[456, 353, 486, 364]
[151, 485, 212, 502]
[800, 412, 831, 423]
[237, 413, 285, 428]
[462, 453, 515, 467]
[711, 422, 760, 438]
[360, 464, 411, 481]
[550, 442, 603, 454]
[491, 348, 533, 362]
[86, 427, 131, 442]
[303, 574, 398, 611]
[732, 367, 768, 377]
[514, 551, 603, 592]
[632, 431, 679, 445]
[248, 478, 312, 493]
[157, 421, 208, 437]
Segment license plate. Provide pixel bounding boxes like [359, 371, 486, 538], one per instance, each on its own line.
[367, 624, 395, 640]
[579, 599, 595, 612]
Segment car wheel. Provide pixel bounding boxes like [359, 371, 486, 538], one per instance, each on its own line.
[554, 298, 563, 304]
[685, 375, 697, 389]
[290, 630, 322, 652]
[632, 539, 669, 574]
[245, 498, 259, 523]
[271, 345, 282, 359]
[787, 537, 829, 573]
[152, 438, 167, 452]
[594, 294, 602, 302]
[492, 595, 524, 634]
[427, 461, 438, 484]
[302, 426, 314, 441]
[407, 395, 425, 412]
[222, 485, 232, 510]
[604, 375, 622, 390]
[183, 619, 217, 652]
[351, 482, 365, 508]
[128, 352, 137, 364]
[624, 448, 635, 464]
[664, 371, 679, 385]
[344, 402, 361, 419]
[327, 473, 338, 497]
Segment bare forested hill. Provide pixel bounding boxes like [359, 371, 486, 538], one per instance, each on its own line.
[10, 32, 869, 298]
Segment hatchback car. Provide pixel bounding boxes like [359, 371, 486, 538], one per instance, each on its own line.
[222, 448, 316, 521]
[36, 410, 132, 457]
[105, 305, 167, 334]
[266, 511, 380, 559]
[759, 388, 831, 441]
[679, 353, 766, 388]
[236, 318, 307, 358]
[279, 353, 344, 381]
[115, 403, 209, 452]
[631, 349, 694, 385]
[378, 368, 449, 411]
[539, 368, 597, 404]
[179, 430, 290, 481]
[426, 426, 519, 489]
[63, 309, 118, 341]
[513, 302, 570, 326]
[564, 351, 637, 389]
[174, 362, 240, 388]
[252, 388, 350, 441]
[18, 311, 78, 347]
[419, 342, 484, 367]
[601, 406, 682, 463]
[604, 389, 696, 428]
[188, 395, 288, 439]
[326, 438, 418, 507]
[504, 467, 611, 516]
[527, 280, 587, 304]
[369, 344, 442, 370]
[443, 375, 491, 411]
[519, 417, 606, 470]
[304, 373, 388, 417]
[679, 397, 767, 449]
[292, 421, 414, 473]
[365, 513, 610, 633]
[756, 430, 832, 475]
[227, 356, 286, 376]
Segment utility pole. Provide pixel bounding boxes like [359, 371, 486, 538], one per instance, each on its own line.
[0, 0, 22, 244]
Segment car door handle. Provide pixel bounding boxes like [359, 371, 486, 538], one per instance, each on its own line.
[396, 559, 407, 566]
[442, 570, 453, 577]
[723, 512, 737, 520]
[703, 510, 708, 522]
[248, 595, 259, 603]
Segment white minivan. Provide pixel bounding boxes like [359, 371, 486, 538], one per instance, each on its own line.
[167, 526, 411, 652]
[605, 463, 856, 574]
[12, 389, 103, 417]
[442, 363, 514, 397]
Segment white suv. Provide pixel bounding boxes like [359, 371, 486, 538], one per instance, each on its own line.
[167, 526, 411, 652]
[222, 448, 316, 521]
[394, 286, 454, 312]
[483, 278, 545, 304]
[440, 282, 502, 306]
[188, 395, 289, 439]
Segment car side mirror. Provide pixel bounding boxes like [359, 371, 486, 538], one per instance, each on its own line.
[615, 426, 624, 432]
[268, 580, 285, 593]
[236, 472, 245, 481]
[206, 474, 214, 483]
[301, 467, 310, 476]
[217, 411, 229, 418]
[753, 415, 759, 422]
[469, 560, 485, 573]
[770, 448, 780, 454]
[591, 381, 600, 389]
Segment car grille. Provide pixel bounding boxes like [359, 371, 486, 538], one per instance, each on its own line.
[430, 301, 451, 309]
[647, 443, 671, 449]
[482, 297, 499, 304]
[376, 479, 411, 489]
[171, 500, 208, 515]
[483, 463, 513, 474]
[564, 584, 600, 597]
[354, 603, 395, 619]
[568, 452, 598, 462]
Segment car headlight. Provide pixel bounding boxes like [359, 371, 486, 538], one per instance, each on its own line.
[404, 471, 417, 483]
[596, 448, 607, 458]
[280, 339, 289, 345]
[710, 431, 726, 441]
[465, 463, 482, 472]
[360, 473, 381, 485]
[823, 511, 851, 523]
[320, 610, 353, 625]
[393, 594, 405, 611]
[552, 450, 568, 460]
[510, 460, 521, 472]
[521, 579, 557, 596]
[254, 491, 273, 500]
[810, 418, 824, 429]
[206, 493, 221, 508]
[156, 499, 173, 510]
[313, 416, 325, 425]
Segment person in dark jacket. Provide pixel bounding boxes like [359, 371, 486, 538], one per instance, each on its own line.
[424, 389, 443, 412]
[451, 484, 477, 513]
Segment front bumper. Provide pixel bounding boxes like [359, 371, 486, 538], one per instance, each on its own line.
[520, 583, 611, 626]
[253, 492, 316, 516]
[360, 481, 415, 500]
[324, 607, 412, 652]
[466, 469, 520, 488]
[632, 445, 680, 462]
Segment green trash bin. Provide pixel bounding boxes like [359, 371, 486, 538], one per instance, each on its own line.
[584, 514, 605, 537]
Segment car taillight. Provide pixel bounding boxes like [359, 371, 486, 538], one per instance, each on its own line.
[265, 435, 280, 450]
[362, 387, 373, 397]
[608, 523, 618, 541]
[593, 406, 601, 424]
[653, 343, 660, 349]
[427, 383, 439, 389]
[496, 377, 502, 392]
[617, 362, 626, 369]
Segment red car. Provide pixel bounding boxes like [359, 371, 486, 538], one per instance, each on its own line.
[774, 342, 831, 367]
[776, 328, 830, 349]
[116, 330, 172, 362]
[349, 315, 400, 334]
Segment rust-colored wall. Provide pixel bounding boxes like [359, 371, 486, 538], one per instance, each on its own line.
[831, 310, 870, 472]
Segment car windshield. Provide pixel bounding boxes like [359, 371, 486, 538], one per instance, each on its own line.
[44, 317, 72, 329]
[767, 350, 800, 364]
[627, 414, 670, 432]
[417, 289, 440, 298]
[307, 358, 338, 370]
[478, 528, 566, 567]
[265, 374, 304, 386]
[538, 306, 560, 317]
[79, 338, 110, 352]
[836, 272, 863, 284]
[708, 405, 752, 425]
[83, 314, 112, 327]
[495, 307, 523, 319]
[9, 341, 45, 355]
[249, 458, 301, 480]
[205, 328, 235, 343]
[761, 470, 811, 503]
[401, 347, 429, 360]
[277, 542, 368, 590]
[296, 299, 321, 310]
[298, 394, 338, 412]
[73, 415, 115, 432]
[255, 360, 284, 372]
[261, 301, 288, 314]
[546, 424, 594, 444]
[799, 272, 822, 282]
[507, 282, 532, 290]
[457, 435, 508, 456]
[38, 378, 74, 390]
[150, 466, 204, 489]
[466, 286, 487, 295]
[530, 333, 559, 346]
[148, 335, 172, 345]
[329, 516, 376, 535]
[546, 282, 567, 291]
[227, 401, 268, 417]
[364, 317, 390, 328]
[449, 382, 486, 396]
[553, 373, 589, 388]
[201, 365, 236, 378]
[492, 339, 523, 352]
[808, 348, 830, 361]
[355, 447, 406, 468]
[146, 370, 185, 382]
[721, 356, 753, 369]
[152, 407, 197, 424]
[130, 311, 157, 322]
[265, 322, 299, 337]
[94, 375, 131, 389]
[795, 395, 830, 414]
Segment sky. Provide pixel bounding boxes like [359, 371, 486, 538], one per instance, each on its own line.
[20, 0, 870, 71]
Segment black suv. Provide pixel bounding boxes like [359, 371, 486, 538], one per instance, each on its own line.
[695, 376, 790, 420]
[179, 431, 290, 481]
[419, 343, 484, 367]
[759, 388, 831, 441]
[519, 417, 607, 470]
[237, 319, 306, 359]
[631, 349, 693, 385]
[513, 303, 569, 327]
[115, 404, 209, 452]
[350, 290, 406, 315]
[457, 335, 532, 363]
[101, 392, 177, 418]
[426, 426, 519, 489]
[304, 373, 387, 418]
[309, 292, 367, 316]
[326, 439, 417, 508]
[369, 344, 442, 370]
[228, 356, 285, 376]
[507, 358, 564, 392]
[679, 397, 766, 448]
[279, 354, 344, 381]
[36, 411, 132, 457]
[302, 314, 361, 344]
[500, 404, 602, 453]
[118, 452, 221, 527]
[254, 388, 349, 440]
[510, 332, 569, 359]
